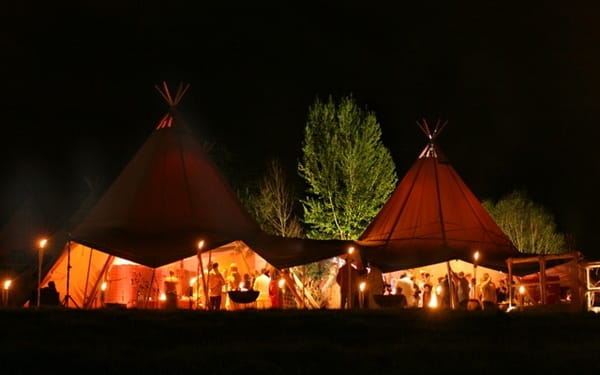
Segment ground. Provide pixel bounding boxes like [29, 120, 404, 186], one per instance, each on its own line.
[1, 308, 599, 374]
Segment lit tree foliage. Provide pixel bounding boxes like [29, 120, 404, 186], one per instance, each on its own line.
[299, 95, 397, 240]
[482, 190, 566, 254]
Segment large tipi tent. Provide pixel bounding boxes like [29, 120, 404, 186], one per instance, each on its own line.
[40, 82, 349, 308]
[358, 120, 522, 273]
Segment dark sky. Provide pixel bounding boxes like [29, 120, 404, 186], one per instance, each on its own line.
[2, 4, 600, 257]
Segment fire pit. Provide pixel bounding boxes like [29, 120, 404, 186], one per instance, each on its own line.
[228, 290, 259, 304]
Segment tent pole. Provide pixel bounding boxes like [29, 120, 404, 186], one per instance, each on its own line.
[196, 257, 200, 309]
[84, 254, 114, 309]
[198, 251, 209, 310]
[82, 247, 94, 307]
[446, 261, 456, 310]
[507, 258, 513, 310]
[144, 269, 155, 309]
[62, 239, 79, 308]
[540, 256, 547, 305]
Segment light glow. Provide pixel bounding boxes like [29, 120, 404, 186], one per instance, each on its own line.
[3, 279, 11, 290]
[348, 246, 355, 255]
[278, 278, 285, 289]
[197, 240, 205, 250]
[519, 285, 526, 295]
[39, 238, 48, 249]
[429, 291, 438, 308]
[473, 251, 480, 262]
[101, 282, 107, 291]
[189, 277, 197, 287]
[159, 292, 166, 301]
[359, 281, 366, 292]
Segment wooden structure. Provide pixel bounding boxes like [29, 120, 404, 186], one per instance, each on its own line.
[584, 261, 600, 313]
[506, 251, 585, 311]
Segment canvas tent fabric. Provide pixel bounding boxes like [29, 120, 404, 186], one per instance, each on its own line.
[70, 83, 265, 268]
[357, 121, 522, 273]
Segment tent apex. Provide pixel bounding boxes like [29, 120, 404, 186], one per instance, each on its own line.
[154, 81, 190, 107]
[417, 118, 447, 141]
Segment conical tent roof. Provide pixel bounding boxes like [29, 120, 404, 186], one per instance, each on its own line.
[70, 83, 351, 269]
[358, 120, 521, 273]
[71, 83, 263, 268]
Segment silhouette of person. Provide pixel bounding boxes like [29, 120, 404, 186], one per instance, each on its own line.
[208, 263, 226, 310]
[40, 281, 60, 306]
[336, 258, 360, 309]
[164, 270, 179, 310]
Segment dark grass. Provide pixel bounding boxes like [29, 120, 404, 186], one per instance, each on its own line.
[1, 307, 600, 374]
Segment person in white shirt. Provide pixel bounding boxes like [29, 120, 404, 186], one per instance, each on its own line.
[396, 273, 416, 308]
[253, 268, 272, 309]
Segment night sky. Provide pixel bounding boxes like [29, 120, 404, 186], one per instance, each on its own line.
[2, 5, 600, 257]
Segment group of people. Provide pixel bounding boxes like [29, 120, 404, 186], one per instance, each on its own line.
[182, 262, 293, 311]
[335, 257, 509, 310]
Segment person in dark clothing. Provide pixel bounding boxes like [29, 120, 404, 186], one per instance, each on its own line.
[336, 259, 360, 309]
[40, 281, 60, 306]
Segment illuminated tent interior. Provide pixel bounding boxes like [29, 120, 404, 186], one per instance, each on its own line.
[357, 119, 523, 274]
[385, 259, 509, 289]
[41, 240, 271, 309]
[37, 82, 350, 308]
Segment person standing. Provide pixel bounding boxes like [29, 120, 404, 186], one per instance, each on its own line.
[226, 263, 242, 310]
[253, 268, 272, 309]
[207, 263, 225, 310]
[419, 273, 433, 308]
[496, 279, 508, 304]
[478, 273, 497, 310]
[268, 269, 282, 308]
[452, 271, 471, 309]
[336, 258, 360, 309]
[396, 273, 416, 308]
[365, 263, 385, 309]
[164, 270, 179, 310]
[437, 275, 452, 309]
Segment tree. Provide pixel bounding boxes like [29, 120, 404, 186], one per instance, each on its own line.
[299, 95, 397, 240]
[242, 159, 303, 238]
[482, 190, 566, 254]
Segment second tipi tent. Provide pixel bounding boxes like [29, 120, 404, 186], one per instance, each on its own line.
[358, 120, 521, 273]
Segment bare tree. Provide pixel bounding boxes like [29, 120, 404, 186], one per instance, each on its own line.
[246, 159, 303, 238]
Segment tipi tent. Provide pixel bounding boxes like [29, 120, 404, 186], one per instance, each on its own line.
[40, 82, 350, 308]
[358, 120, 522, 273]
[70, 83, 264, 268]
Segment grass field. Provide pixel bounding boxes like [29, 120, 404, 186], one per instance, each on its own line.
[1, 307, 599, 374]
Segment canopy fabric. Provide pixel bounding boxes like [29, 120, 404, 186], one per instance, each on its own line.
[358, 135, 522, 273]
[246, 234, 351, 270]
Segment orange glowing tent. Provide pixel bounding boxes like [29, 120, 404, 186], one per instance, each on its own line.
[358, 119, 522, 273]
[39, 82, 349, 308]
